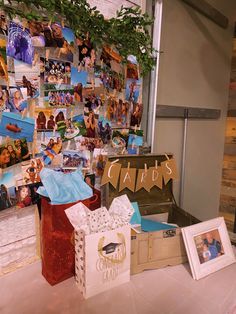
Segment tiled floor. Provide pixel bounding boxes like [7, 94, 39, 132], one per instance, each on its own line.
[1, 254, 236, 314]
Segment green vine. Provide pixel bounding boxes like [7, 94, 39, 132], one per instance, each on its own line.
[0, 0, 155, 75]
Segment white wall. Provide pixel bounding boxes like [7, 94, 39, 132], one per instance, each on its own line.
[154, 0, 236, 220]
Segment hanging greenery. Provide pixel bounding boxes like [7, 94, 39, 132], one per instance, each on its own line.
[0, 0, 155, 75]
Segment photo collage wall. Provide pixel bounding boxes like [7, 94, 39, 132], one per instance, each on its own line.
[0, 12, 144, 211]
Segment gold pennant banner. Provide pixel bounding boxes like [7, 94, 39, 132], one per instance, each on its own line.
[101, 161, 122, 188]
[119, 168, 136, 192]
[161, 159, 178, 185]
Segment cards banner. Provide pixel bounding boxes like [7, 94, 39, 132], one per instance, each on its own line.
[135, 169, 151, 192]
[147, 166, 163, 190]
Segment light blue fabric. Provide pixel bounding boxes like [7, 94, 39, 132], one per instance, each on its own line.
[37, 168, 93, 204]
[141, 218, 176, 232]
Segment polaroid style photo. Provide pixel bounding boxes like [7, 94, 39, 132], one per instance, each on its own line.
[0, 172, 17, 211]
[7, 21, 34, 65]
[63, 150, 90, 169]
[14, 59, 40, 98]
[0, 37, 8, 85]
[0, 112, 35, 141]
[35, 107, 67, 132]
[0, 137, 30, 169]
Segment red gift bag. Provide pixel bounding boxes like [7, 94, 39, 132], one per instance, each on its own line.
[41, 188, 100, 285]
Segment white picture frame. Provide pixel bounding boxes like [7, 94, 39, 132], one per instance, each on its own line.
[181, 217, 236, 280]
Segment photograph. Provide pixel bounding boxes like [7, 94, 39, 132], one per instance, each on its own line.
[91, 148, 107, 177]
[128, 129, 144, 147]
[130, 102, 143, 128]
[125, 79, 141, 103]
[35, 107, 67, 132]
[111, 129, 129, 149]
[96, 65, 124, 92]
[0, 11, 8, 36]
[181, 217, 236, 280]
[126, 55, 139, 80]
[0, 172, 17, 211]
[106, 98, 130, 127]
[21, 158, 44, 184]
[97, 117, 112, 144]
[7, 86, 28, 113]
[77, 36, 96, 71]
[84, 109, 98, 138]
[84, 93, 102, 114]
[0, 38, 8, 85]
[75, 136, 104, 152]
[71, 66, 88, 102]
[84, 173, 95, 188]
[0, 137, 30, 169]
[44, 88, 74, 107]
[40, 58, 71, 85]
[194, 229, 224, 264]
[100, 46, 122, 69]
[15, 182, 41, 209]
[42, 136, 63, 165]
[28, 20, 45, 47]
[14, 59, 40, 98]
[0, 86, 9, 112]
[63, 150, 90, 168]
[0, 112, 35, 141]
[7, 21, 34, 65]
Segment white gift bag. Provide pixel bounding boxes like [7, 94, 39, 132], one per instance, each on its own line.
[75, 225, 131, 299]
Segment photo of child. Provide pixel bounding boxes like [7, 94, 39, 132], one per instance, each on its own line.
[8, 87, 28, 113]
[40, 58, 71, 85]
[0, 138, 30, 169]
[0, 172, 17, 211]
[194, 229, 224, 264]
[15, 183, 41, 209]
[21, 158, 44, 184]
[7, 21, 34, 65]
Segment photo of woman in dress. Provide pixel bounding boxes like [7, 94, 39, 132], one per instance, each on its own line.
[84, 110, 96, 138]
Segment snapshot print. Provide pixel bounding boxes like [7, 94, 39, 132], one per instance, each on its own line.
[62, 150, 90, 168]
[7, 21, 34, 65]
[106, 97, 130, 127]
[21, 158, 44, 184]
[14, 59, 40, 98]
[0, 11, 8, 36]
[111, 129, 129, 149]
[0, 138, 30, 168]
[0, 172, 17, 211]
[44, 88, 74, 107]
[126, 55, 139, 80]
[15, 182, 41, 209]
[8, 86, 28, 113]
[77, 36, 96, 70]
[130, 102, 143, 128]
[40, 58, 71, 85]
[194, 229, 224, 264]
[125, 79, 141, 103]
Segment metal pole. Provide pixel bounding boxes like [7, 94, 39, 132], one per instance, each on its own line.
[179, 109, 188, 208]
[147, 0, 163, 152]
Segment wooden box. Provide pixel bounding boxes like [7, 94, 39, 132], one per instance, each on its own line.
[0, 205, 40, 276]
[102, 154, 200, 274]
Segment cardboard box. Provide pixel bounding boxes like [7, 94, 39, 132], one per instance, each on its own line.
[102, 154, 200, 274]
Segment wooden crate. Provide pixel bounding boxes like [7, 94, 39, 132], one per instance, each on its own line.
[102, 154, 200, 274]
[0, 205, 40, 276]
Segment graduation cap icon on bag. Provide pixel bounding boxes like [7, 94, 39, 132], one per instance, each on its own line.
[102, 242, 122, 254]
